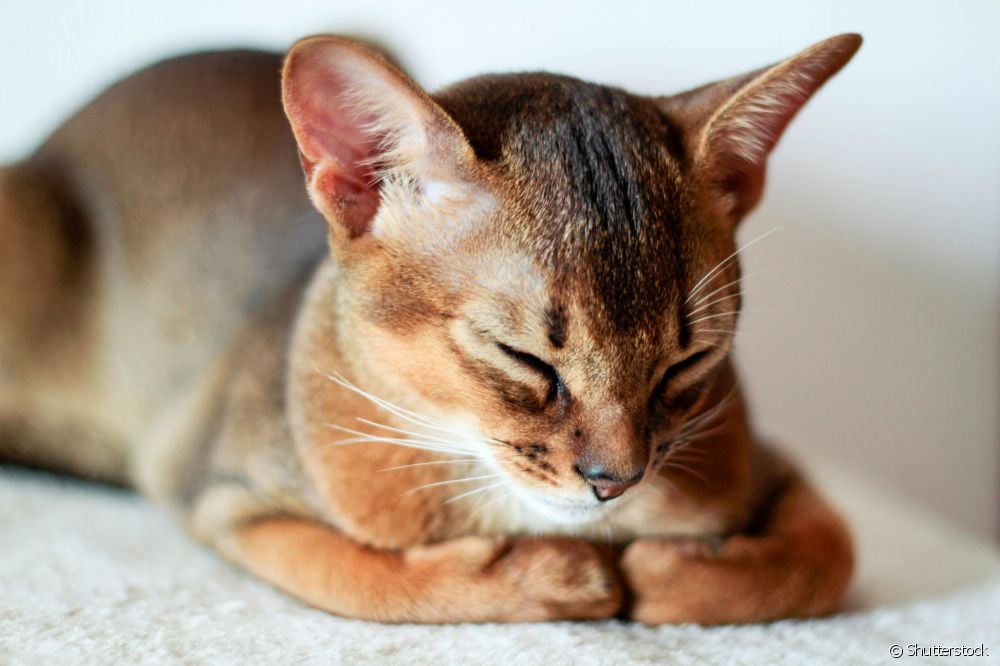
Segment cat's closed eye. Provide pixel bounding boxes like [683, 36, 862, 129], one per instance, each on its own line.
[496, 342, 565, 403]
[651, 349, 712, 404]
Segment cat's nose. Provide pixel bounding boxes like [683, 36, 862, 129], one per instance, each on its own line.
[576, 464, 644, 501]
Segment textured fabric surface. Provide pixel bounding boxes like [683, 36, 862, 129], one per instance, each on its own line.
[1, 461, 997, 665]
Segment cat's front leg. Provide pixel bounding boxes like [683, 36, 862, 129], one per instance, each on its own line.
[620, 475, 853, 625]
[220, 516, 621, 623]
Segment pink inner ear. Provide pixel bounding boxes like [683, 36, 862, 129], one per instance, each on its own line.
[310, 161, 381, 238]
[285, 57, 386, 237]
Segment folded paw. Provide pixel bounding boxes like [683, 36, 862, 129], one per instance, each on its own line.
[495, 536, 622, 621]
[407, 535, 622, 622]
[621, 535, 781, 625]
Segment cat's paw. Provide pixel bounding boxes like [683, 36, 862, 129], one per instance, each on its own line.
[407, 535, 621, 621]
[491, 536, 622, 621]
[620, 535, 757, 625]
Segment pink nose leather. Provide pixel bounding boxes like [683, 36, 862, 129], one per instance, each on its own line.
[577, 463, 644, 501]
[587, 476, 641, 501]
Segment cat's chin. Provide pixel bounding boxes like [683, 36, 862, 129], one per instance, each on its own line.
[510, 487, 611, 526]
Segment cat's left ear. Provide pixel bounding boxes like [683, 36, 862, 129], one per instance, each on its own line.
[658, 34, 861, 222]
[282, 35, 478, 241]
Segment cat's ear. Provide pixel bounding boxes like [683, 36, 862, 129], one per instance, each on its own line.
[282, 36, 476, 240]
[658, 33, 861, 221]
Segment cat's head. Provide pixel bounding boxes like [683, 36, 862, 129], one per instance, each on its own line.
[283, 34, 860, 524]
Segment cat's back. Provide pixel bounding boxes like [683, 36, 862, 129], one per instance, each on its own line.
[35, 48, 323, 287]
[1, 49, 326, 449]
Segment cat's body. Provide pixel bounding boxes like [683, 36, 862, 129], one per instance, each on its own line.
[0, 51, 321, 482]
[0, 35, 860, 623]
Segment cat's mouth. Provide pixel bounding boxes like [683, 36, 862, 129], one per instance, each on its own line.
[511, 486, 617, 525]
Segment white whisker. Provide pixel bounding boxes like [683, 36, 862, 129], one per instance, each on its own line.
[336, 432, 474, 452]
[653, 474, 679, 497]
[665, 444, 709, 463]
[315, 368, 469, 438]
[356, 417, 454, 441]
[687, 311, 742, 326]
[676, 393, 736, 436]
[379, 459, 482, 472]
[688, 310, 775, 327]
[676, 413, 727, 437]
[679, 424, 730, 442]
[664, 445, 711, 461]
[685, 227, 786, 304]
[693, 328, 740, 338]
[443, 480, 509, 505]
[652, 386, 738, 476]
[333, 438, 472, 457]
[355, 417, 484, 450]
[317, 367, 512, 449]
[323, 423, 474, 456]
[689, 267, 776, 308]
[402, 473, 504, 496]
[664, 460, 708, 483]
[325, 428, 463, 450]
[666, 440, 711, 456]
[676, 410, 724, 436]
[468, 489, 513, 522]
[687, 291, 750, 317]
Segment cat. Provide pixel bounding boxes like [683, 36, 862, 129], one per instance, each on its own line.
[0, 33, 861, 624]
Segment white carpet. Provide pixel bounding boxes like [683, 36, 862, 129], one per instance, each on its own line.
[1, 460, 997, 665]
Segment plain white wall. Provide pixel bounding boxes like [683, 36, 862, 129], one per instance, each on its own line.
[1, 1, 997, 538]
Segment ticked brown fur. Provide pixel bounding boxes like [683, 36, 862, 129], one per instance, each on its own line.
[0, 34, 860, 624]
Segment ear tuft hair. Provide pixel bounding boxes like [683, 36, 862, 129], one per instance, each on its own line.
[660, 34, 862, 221]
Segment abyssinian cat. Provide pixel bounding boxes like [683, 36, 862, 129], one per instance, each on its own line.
[0, 33, 861, 624]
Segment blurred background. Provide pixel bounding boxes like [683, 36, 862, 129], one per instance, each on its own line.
[1, 1, 996, 539]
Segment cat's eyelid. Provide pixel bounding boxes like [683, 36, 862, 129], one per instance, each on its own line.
[495, 341, 565, 405]
[653, 348, 715, 395]
[495, 342, 554, 374]
[674, 348, 712, 371]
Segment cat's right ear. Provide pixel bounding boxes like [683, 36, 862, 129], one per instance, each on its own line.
[282, 36, 477, 241]
[658, 34, 861, 223]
